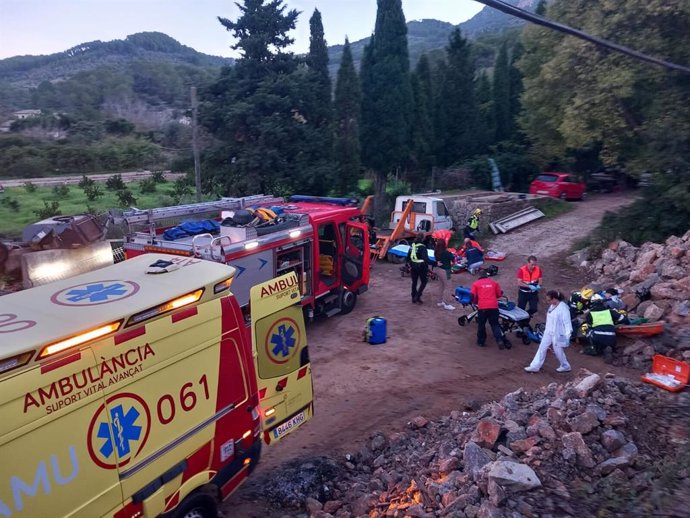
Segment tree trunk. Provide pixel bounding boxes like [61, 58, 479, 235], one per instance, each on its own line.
[373, 171, 387, 226]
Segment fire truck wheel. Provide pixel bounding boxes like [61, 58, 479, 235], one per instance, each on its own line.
[340, 289, 357, 315]
[173, 492, 218, 518]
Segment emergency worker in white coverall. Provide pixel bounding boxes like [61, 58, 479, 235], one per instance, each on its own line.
[524, 289, 573, 373]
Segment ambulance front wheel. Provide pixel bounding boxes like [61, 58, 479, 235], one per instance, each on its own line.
[340, 289, 357, 315]
[173, 492, 218, 518]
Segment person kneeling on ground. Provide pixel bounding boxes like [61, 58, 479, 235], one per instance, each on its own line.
[524, 290, 573, 373]
[470, 270, 512, 350]
[583, 293, 626, 363]
[463, 239, 485, 274]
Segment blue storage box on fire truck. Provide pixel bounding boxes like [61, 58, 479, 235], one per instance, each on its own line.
[364, 317, 387, 345]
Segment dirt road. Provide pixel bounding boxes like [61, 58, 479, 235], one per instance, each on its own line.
[225, 192, 637, 517]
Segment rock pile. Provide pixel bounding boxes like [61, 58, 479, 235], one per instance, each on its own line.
[569, 230, 690, 367]
[244, 370, 689, 518]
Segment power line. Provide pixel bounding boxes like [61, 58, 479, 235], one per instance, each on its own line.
[472, 0, 690, 74]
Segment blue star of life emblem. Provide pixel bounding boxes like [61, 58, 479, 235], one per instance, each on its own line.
[97, 404, 142, 459]
[270, 324, 296, 358]
[67, 282, 128, 303]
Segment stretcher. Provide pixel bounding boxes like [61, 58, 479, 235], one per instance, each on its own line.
[616, 321, 665, 337]
[389, 244, 506, 263]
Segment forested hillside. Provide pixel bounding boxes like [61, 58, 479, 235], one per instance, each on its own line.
[0, 32, 230, 114]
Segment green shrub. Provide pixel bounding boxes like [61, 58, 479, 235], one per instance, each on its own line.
[0, 197, 20, 211]
[84, 184, 104, 201]
[52, 184, 70, 197]
[78, 175, 95, 189]
[139, 177, 157, 194]
[151, 171, 166, 183]
[171, 178, 193, 204]
[385, 177, 411, 198]
[34, 200, 61, 219]
[116, 188, 137, 208]
[106, 174, 126, 191]
[23, 181, 37, 193]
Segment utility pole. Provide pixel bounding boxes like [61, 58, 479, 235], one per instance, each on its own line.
[190, 86, 202, 202]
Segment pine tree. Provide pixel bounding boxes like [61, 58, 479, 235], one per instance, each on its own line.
[333, 38, 361, 194]
[410, 53, 435, 189]
[434, 28, 480, 166]
[492, 42, 511, 142]
[201, 0, 311, 195]
[360, 0, 413, 216]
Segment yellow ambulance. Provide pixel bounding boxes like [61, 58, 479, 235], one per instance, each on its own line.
[0, 254, 313, 517]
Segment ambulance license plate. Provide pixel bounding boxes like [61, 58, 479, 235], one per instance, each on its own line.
[272, 411, 306, 439]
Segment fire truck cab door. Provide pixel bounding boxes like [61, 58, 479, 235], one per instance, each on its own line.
[342, 220, 369, 287]
[250, 272, 313, 445]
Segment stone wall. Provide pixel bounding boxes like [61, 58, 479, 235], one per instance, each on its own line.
[438, 192, 536, 233]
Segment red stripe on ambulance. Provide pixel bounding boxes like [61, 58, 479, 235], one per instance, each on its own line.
[40, 352, 81, 374]
[297, 366, 308, 379]
[114, 326, 146, 345]
[172, 306, 198, 323]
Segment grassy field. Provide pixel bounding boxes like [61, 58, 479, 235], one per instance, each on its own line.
[0, 182, 193, 238]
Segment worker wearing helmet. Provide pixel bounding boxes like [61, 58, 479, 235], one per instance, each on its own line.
[583, 293, 626, 362]
[464, 208, 482, 239]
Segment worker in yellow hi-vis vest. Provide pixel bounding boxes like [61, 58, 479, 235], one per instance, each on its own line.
[406, 233, 430, 304]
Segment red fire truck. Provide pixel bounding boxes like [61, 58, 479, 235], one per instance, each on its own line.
[120, 195, 370, 319]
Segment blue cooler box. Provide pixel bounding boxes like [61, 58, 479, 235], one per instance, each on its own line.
[367, 317, 387, 345]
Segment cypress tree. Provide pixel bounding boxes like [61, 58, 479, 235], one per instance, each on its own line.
[360, 0, 413, 217]
[493, 42, 511, 142]
[410, 53, 435, 189]
[508, 41, 524, 140]
[434, 28, 480, 166]
[333, 38, 361, 194]
[475, 70, 495, 152]
[302, 8, 334, 194]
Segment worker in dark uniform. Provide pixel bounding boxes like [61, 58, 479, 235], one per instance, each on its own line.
[584, 293, 626, 363]
[406, 233, 430, 304]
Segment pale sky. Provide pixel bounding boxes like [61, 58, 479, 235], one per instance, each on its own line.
[0, 0, 484, 59]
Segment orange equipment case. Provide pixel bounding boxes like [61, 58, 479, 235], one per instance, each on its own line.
[641, 354, 689, 393]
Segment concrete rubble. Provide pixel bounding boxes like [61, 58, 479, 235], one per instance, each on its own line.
[243, 370, 690, 518]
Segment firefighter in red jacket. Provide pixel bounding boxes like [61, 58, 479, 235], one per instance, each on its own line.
[470, 271, 512, 349]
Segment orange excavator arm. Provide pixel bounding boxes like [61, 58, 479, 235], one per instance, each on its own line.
[377, 199, 414, 259]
